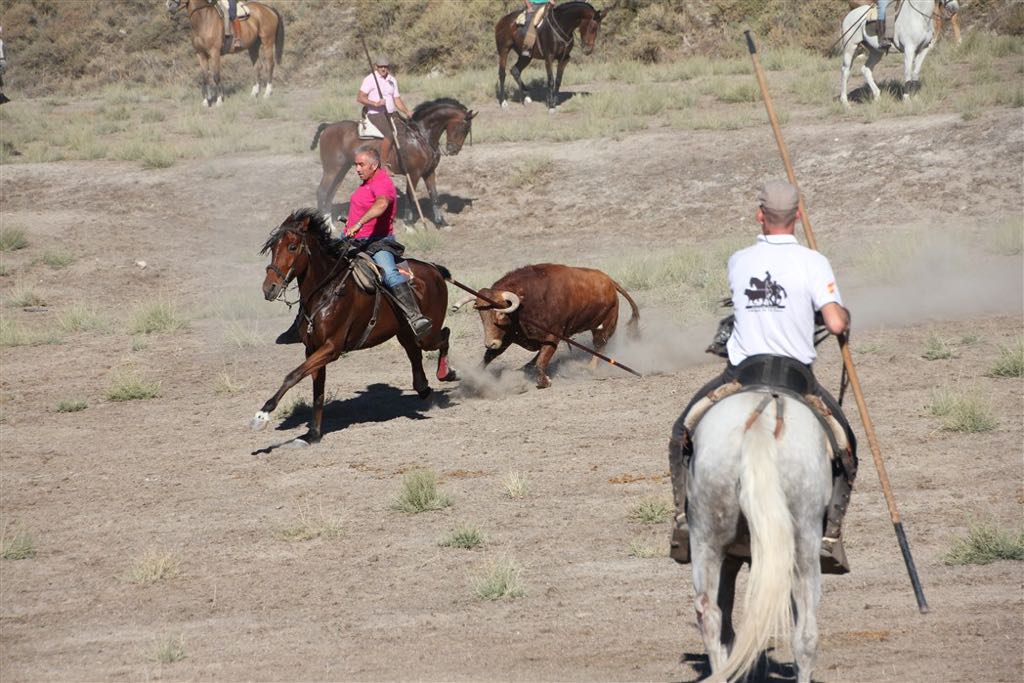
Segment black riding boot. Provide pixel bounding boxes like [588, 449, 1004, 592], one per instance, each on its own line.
[668, 421, 692, 564]
[821, 463, 855, 575]
[391, 281, 432, 344]
[877, 18, 891, 49]
[275, 314, 302, 345]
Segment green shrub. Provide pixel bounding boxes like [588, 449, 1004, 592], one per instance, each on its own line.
[55, 399, 88, 413]
[921, 332, 958, 360]
[988, 338, 1024, 378]
[628, 498, 672, 524]
[944, 520, 1024, 565]
[391, 469, 452, 514]
[40, 249, 75, 268]
[439, 524, 485, 549]
[0, 227, 28, 251]
[928, 387, 998, 432]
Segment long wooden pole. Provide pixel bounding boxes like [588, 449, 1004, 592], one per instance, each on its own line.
[745, 30, 929, 614]
[361, 38, 429, 228]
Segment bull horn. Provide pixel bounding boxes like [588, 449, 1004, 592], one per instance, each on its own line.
[451, 294, 476, 312]
[496, 291, 521, 313]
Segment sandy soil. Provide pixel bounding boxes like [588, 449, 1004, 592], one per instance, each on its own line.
[1, 79, 1022, 682]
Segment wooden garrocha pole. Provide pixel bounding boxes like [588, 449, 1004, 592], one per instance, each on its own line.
[744, 29, 929, 614]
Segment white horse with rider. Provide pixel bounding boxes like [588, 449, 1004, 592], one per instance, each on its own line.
[839, 0, 960, 106]
[687, 390, 832, 683]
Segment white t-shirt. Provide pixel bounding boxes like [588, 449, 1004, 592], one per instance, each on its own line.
[726, 233, 842, 366]
[360, 72, 400, 114]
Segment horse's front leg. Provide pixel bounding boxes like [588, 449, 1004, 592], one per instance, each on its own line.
[210, 52, 224, 106]
[498, 50, 510, 108]
[250, 342, 342, 431]
[424, 172, 447, 228]
[907, 45, 931, 98]
[554, 56, 570, 106]
[544, 57, 556, 111]
[861, 49, 883, 100]
[196, 53, 213, 107]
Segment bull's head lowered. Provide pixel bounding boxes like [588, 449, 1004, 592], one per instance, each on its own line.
[452, 288, 521, 349]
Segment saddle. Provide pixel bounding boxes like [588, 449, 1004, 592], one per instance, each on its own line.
[349, 252, 416, 294]
[514, 11, 546, 28]
[683, 355, 851, 463]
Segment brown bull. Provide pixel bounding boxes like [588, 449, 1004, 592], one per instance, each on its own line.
[453, 263, 639, 388]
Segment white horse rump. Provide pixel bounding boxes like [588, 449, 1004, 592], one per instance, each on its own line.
[839, 0, 960, 106]
[688, 390, 831, 683]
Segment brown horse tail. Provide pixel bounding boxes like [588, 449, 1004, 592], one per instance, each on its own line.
[613, 279, 641, 338]
[273, 7, 284, 66]
[310, 122, 329, 151]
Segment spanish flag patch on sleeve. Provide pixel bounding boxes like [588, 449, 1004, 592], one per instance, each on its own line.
[827, 282, 836, 294]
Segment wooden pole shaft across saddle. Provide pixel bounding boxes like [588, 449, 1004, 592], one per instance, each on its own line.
[744, 30, 929, 614]
[360, 37, 429, 228]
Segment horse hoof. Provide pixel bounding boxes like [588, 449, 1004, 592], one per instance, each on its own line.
[548, 108, 556, 114]
[215, 98, 224, 107]
[500, 100, 509, 109]
[417, 387, 432, 400]
[202, 99, 210, 108]
[523, 96, 532, 105]
[250, 410, 271, 431]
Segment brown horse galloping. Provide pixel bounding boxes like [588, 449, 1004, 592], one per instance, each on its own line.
[495, 1, 610, 111]
[252, 210, 457, 446]
[310, 98, 476, 228]
[166, 0, 284, 107]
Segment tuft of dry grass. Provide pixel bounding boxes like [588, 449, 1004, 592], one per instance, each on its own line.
[126, 549, 181, 585]
[439, 524, 485, 550]
[155, 634, 186, 664]
[1, 525, 36, 560]
[0, 226, 29, 251]
[500, 470, 529, 500]
[628, 498, 672, 524]
[275, 503, 344, 542]
[55, 399, 88, 413]
[928, 386, 998, 433]
[474, 557, 525, 600]
[129, 300, 189, 334]
[943, 519, 1024, 565]
[105, 371, 161, 402]
[628, 538, 667, 559]
[988, 337, 1024, 378]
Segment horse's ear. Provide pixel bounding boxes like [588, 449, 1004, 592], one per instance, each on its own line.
[467, 110, 477, 120]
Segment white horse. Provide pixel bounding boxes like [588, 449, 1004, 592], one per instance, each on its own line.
[688, 391, 831, 683]
[839, 0, 960, 106]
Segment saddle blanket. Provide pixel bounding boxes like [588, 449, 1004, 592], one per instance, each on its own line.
[358, 116, 385, 140]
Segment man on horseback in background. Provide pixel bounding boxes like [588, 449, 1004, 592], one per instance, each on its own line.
[276, 146, 432, 345]
[669, 180, 858, 574]
[357, 55, 413, 173]
[521, 0, 555, 56]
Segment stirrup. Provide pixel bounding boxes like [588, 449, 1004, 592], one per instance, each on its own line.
[820, 536, 851, 575]
[669, 526, 691, 565]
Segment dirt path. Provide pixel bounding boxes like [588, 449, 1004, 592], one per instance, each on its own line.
[0, 88, 1021, 682]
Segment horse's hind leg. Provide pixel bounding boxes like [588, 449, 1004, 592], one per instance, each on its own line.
[248, 43, 262, 97]
[510, 55, 532, 104]
[791, 524, 823, 683]
[554, 56, 569, 107]
[861, 49, 883, 100]
[907, 46, 930, 98]
[294, 364, 325, 447]
[395, 327, 431, 399]
[544, 57, 556, 111]
[423, 172, 447, 228]
[317, 162, 350, 230]
[498, 50, 511, 108]
[691, 544, 729, 673]
[435, 326, 457, 382]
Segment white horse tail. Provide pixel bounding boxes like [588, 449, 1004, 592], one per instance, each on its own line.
[717, 402, 795, 682]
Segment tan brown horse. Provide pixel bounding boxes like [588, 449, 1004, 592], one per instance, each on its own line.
[252, 209, 457, 446]
[495, 1, 611, 111]
[310, 98, 476, 229]
[166, 0, 284, 107]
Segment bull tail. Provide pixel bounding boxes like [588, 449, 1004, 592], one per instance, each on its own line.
[431, 263, 452, 281]
[613, 280, 640, 339]
[310, 122, 329, 151]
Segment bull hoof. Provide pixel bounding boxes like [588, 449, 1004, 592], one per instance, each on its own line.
[250, 410, 271, 431]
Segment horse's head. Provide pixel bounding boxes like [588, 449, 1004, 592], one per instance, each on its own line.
[260, 211, 321, 301]
[444, 109, 476, 156]
[579, 6, 607, 56]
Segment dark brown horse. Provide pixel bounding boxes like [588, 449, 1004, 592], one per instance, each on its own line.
[310, 98, 476, 229]
[252, 209, 457, 445]
[166, 0, 284, 107]
[495, 1, 610, 111]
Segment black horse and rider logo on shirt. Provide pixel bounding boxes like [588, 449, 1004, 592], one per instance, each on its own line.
[744, 271, 787, 309]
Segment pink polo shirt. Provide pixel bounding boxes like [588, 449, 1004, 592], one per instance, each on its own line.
[360, 72, 400, 114]
[346, 168, 397, 239]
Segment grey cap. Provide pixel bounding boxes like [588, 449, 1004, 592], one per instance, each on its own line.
[757, 179, 800, 212]
[374, 54, 391, 67]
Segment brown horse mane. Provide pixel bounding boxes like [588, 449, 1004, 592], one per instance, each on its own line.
[260, 208, 342, 259]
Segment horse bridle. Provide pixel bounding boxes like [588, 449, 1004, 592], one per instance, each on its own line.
[265, 229, 311, 296]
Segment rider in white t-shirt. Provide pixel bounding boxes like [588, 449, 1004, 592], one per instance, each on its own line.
[669, 180, 857, 574]
[356, 55, 413, 172]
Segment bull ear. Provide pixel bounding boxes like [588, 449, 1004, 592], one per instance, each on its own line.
[467, 110, 477, 120]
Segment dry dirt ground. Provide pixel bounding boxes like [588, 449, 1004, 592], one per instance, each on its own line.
[1, 73, 1022, 681]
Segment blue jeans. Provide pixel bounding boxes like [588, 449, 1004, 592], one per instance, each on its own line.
[877, 0, 889, 21]
[369, 238, 407, 289]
